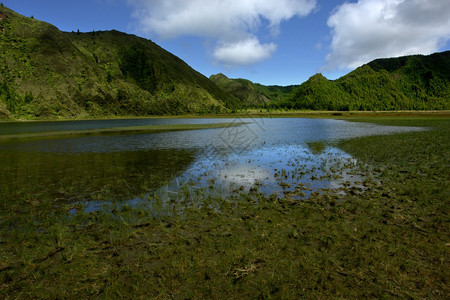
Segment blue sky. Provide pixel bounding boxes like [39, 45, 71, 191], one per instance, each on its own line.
[3, 0, 450, 86]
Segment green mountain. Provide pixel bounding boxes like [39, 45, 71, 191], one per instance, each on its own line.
[0, 5, 238, 119]
[1, 5, 448, 119]
[276, 51, 450, 111]
[210, 73, 297, 108]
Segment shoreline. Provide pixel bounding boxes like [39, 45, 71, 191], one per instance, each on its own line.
[1, 110, 449, 123]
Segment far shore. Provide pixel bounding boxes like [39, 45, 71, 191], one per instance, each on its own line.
[1, 110, 450, 123]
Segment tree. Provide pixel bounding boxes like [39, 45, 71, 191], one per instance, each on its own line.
[120, 45, 157, 93]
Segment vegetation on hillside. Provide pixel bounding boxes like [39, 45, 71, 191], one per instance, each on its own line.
[210, 73, 297, 108]
[274, 51, 450, 111]
[1, 4, 449, 120]
[0, 6, 236, 119]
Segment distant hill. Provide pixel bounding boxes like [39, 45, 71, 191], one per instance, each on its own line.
[0, 5, 238, 119]
[210, 73, 297, 108]
[275, 51, 450, 111]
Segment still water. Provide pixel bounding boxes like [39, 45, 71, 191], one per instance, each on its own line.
[0, 117, 425, 210]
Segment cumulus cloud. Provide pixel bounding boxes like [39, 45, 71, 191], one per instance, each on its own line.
[127, 0, 316, 66]
[325, 0, 450, 70]
[214, 38, 277, 67]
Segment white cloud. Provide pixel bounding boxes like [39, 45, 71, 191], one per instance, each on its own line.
[325, 0, 450, 70]
[127, 0, 316, 66]
[214, 38, 277, 67]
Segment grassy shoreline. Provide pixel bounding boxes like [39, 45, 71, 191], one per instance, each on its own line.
[0, 115, 448, 298]
[1, 110, 450, 123]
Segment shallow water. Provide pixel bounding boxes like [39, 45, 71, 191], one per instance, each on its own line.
[0, 117, 425, 210]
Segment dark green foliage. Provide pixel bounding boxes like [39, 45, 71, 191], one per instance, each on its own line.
[210, 73, 297, 107]
[0, 82, 19, 113]
[276, 73, 350, 110]
[106, 70, 112, 83]
[23, 91, 33, 103]
[120, 45, 157, 93]
[276, 52, 450, 111]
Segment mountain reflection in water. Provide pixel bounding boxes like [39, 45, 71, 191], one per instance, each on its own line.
[0, 117, 426, 212]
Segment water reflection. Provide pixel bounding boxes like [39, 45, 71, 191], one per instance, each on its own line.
[0, 148, 196, 210]
[165, 143, 362, 200]
[0, 117, 426, 212]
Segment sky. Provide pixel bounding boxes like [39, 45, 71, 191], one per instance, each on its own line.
[3, 0, 450, 86]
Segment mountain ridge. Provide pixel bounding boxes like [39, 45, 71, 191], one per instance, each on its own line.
[0, 5, 239, 119]
[1, 5, 449, 120]
[273, 51, 450, 111]
[209, 73, 298, 108]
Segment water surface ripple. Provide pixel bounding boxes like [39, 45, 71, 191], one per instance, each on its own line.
[0, 117, 426, 210]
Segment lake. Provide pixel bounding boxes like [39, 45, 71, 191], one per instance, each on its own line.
[0, 117, 425, 212]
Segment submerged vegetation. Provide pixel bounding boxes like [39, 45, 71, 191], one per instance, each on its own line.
[0, 116, 448, 298]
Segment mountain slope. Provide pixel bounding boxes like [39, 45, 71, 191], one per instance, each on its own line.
[210, 73, 297, 108]
[277, 51, 450, 111]
[0, 5, 236, 119]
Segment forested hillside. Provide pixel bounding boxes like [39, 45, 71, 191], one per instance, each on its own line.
[0, 5, 237, 119]
[210, 73, 297, 108]
[275, 51, 450, 111]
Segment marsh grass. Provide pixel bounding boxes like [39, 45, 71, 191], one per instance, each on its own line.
[0, 116, 448, 298]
